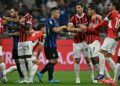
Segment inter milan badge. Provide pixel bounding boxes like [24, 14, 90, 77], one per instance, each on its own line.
[53, 53, 56, 57]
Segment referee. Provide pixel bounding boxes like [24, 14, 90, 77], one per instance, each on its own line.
[37, 7, 67, 83]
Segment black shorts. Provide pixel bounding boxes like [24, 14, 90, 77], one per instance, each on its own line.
[19, 55, 31, 59]
[12, 49, 19, 59]
[44, 47, 58, 60]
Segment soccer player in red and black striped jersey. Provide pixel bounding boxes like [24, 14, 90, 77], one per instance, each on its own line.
[17, 5, 34, 83]
[68, 2, 91, 83]
[80, 2, 119, 82]
[81, 4, 114, 83]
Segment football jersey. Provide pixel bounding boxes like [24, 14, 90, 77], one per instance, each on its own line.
[69, 13, 90, 43]
[85, 14, 102, 44]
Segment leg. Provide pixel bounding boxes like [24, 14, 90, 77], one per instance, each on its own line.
[74, 58, 80, 83]
[19, 58, 28, 82]
[14, 59, 24, 79]
[26, 57, 34, 83]
[0, 56, 7, 83]
[114, 56, 120, 82]
[95, 50, 106, 80]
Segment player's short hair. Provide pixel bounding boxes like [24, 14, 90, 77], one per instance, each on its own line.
[36, 23, 45, 31]
[18, 5, 28, 16]
[50, 7, 59, 13]
[76, 2, 84, 7]
[88, 3, 98, 12]
[108, 1, 120, 10]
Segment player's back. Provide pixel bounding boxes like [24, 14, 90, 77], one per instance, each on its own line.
[106, 10, 120, 38]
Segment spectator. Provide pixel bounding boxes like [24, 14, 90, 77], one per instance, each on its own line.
[46, 0, 58, 9]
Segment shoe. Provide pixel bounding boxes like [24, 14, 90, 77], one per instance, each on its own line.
[15, 78, 24, 83]
[18, 79, 29, 83]
[2, 76, 8, 83]
[76, 77, 80, 84]
[0, 72, 8, 83]
[37, 72, 43, 82]
[29, 78, 34, 83]
[95, 74, 104, 80]
[118, 75, 120, 80]
[48, 79, 60, 83]
[0, 72, 3, 78]
[92, 80, 97, 83]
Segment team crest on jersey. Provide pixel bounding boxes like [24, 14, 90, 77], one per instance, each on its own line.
[49, 20, 53, 25]
[53, 53, 56, 57]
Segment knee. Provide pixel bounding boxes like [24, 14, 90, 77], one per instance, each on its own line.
[91, 58, 99, 65]
[75, 59, 80, 64]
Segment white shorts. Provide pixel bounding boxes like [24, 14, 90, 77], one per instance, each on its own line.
[31, 55, 36, 61]
[101, 38, 116, 54]
[73, 42, 88, 58]
[0, 46, 2, 56]
[18, 41, 33, 56]
[88, 40, 101, 58]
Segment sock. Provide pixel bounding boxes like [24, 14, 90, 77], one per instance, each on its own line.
[114, 63, 120, 81]
[0, 63, 6, 76]
[0, 63, 7, 81]
[41, 63, 50, 74]
[19, 59, 28, 80]
[98, 52, 105, 75]
[6, 66, 17, 74]
[48, 63, 54, 81]
[104, 66, 111, 79]
[88, 62, 94, 81]
[15, 59, 24, 79]
[31, 64, 38, 78]
[26, 58, 34, 82]
[105, 58, 116, 70]
[74, 63, 80, 79]
[94, 64, 99, 72]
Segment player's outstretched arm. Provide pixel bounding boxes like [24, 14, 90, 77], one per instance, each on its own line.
[52, 25, 67, 32]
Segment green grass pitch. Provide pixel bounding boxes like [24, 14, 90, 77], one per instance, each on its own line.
[1, 71, 120, 86]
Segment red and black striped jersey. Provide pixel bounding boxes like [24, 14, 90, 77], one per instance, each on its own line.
[85, 14, 102, 44]
[69, 13, 89, 43]
[19, 13, 34, 42]
[24, 13, 33, 27]
[0, 17, 4, 45]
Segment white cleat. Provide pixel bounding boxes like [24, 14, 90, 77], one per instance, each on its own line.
[29, 79, 33, 83]
[92, 80, 98, 83]
[18, 79, 29, 84]
[2, 76, 8, 83]
[76, 77, 80, 84]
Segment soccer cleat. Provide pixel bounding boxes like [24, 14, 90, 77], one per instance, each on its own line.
[2, 76, 8, 83]
[18, 79, 29, 83]
[92, 80, 98, 83]
[95, 74, 104, 80]
[48, 79, 60, 83]
[37, 72, 43, 82]
[0, 72, 8, 83]
[15, 78, 24, 83]
[118, 75, 120, 80]
[0, 72, 3, 78]
[76, 77, 80, 84]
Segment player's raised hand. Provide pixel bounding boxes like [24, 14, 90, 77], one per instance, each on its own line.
[3, 16, 19, 22]
[67, 23, 74, 30]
